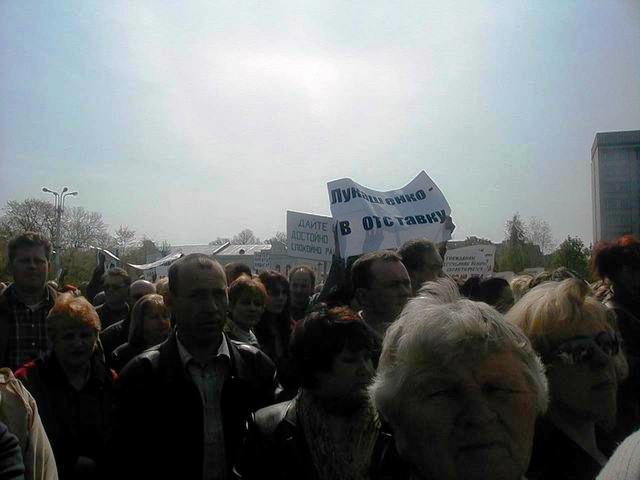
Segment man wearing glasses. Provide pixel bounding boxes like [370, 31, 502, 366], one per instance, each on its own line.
[96, 268, 131, 329]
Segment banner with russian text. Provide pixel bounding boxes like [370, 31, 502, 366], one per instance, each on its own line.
[286, 211, 334, 262]
[443, 244, 496, 279]
[253, 250, 272, 272]
[327, 171, 451, 259]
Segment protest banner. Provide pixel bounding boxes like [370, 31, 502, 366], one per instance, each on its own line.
[253, 250, 272, 272]
[443, 244, 496, 279]
[286, 211, 334, 262]
[128, 252, 183, 271]
[327, 171, 452, 259]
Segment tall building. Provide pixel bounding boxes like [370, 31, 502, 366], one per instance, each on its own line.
[591, 130, 640, 244]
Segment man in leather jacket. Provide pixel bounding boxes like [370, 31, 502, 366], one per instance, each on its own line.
[109, 254, 277, 480]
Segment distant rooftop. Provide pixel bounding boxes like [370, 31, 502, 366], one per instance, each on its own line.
[592, 130, 640, 156]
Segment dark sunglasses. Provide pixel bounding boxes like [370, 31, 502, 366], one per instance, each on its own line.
[546, 331, 622, 366]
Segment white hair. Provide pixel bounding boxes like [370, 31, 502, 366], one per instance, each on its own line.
[369, 278, 549, 423]
[414, 277, 461, 304]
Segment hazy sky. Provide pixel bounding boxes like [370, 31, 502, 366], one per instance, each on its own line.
[1, 1, 639, 246]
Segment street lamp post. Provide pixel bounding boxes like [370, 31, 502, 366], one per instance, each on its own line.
[42, 186, 78, 277]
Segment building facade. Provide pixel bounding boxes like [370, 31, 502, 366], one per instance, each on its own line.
[591, 130, 640, 243]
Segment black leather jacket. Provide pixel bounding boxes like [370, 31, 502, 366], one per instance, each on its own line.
[238, 396, 407, 480]
[109, 332, 278, 480]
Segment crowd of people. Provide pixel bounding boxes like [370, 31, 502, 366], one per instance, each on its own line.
[0, 229, 639, 479]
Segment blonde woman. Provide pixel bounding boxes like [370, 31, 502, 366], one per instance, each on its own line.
[506, 279, 622, 479]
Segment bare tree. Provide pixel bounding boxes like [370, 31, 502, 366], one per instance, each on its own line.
[63, 206, 109, 249]
[0, 198, 57, 240]
[159, 240, 172, 256]
[115, 225, 137, 255]
[265, 231, 287, 245]
[231, 229, 260, 244]
[209, 237, 231, 245]
[526, 217, 555, 255]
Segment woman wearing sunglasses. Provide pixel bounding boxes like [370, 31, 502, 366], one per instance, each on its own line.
[507, 278, 622, 480]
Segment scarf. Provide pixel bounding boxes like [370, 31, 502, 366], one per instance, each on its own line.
[298, 389, 380, 480]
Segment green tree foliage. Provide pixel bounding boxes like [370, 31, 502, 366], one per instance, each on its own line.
[496, 213, 530, 272]
[550, 236, 591, 280]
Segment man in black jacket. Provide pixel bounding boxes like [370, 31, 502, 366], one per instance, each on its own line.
[110, 254, 278, 480]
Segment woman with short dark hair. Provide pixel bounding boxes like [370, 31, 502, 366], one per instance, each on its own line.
[224, 276, 267, 346]
[240, 306, 382, 480]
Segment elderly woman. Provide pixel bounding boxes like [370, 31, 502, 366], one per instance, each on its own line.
[110, 294, 171, 371]
[15, 293, 116, 480]
[240, 306, 384, 480]
[370, 278, 548, 480]
[506, 279, 620, 479]
[224, 276, 266, 346]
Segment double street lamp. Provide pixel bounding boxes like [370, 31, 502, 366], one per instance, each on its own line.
[42, 186, 78, 277]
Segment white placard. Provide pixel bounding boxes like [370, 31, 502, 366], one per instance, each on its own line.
[444, 244, 496, 279]
[327, 171, 452, 259]
[286, 211, 334, 262]
[253, 250, 272, 272]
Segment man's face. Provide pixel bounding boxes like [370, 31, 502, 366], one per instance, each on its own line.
[103, 276, 129, 309]
[170, 263, 228, 348]
[391, 350, 537, 480]
[409, 250, 443, 296]
[11, 246, 49, 294]
[361, 260, 411, 321]
[290, 271, 314, 310]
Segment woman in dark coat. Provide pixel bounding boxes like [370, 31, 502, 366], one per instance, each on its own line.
[16, 294, 116, 480]
[240, 305, 387, 480]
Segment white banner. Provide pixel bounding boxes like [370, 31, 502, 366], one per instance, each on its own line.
[128, 252, 183, 271]
[327, 171, 452, 259]
[443, 244, 496, 279]
[91, 247, 120, 269]
[286, 211, 334, 262]
[253, 250, 272, 272]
